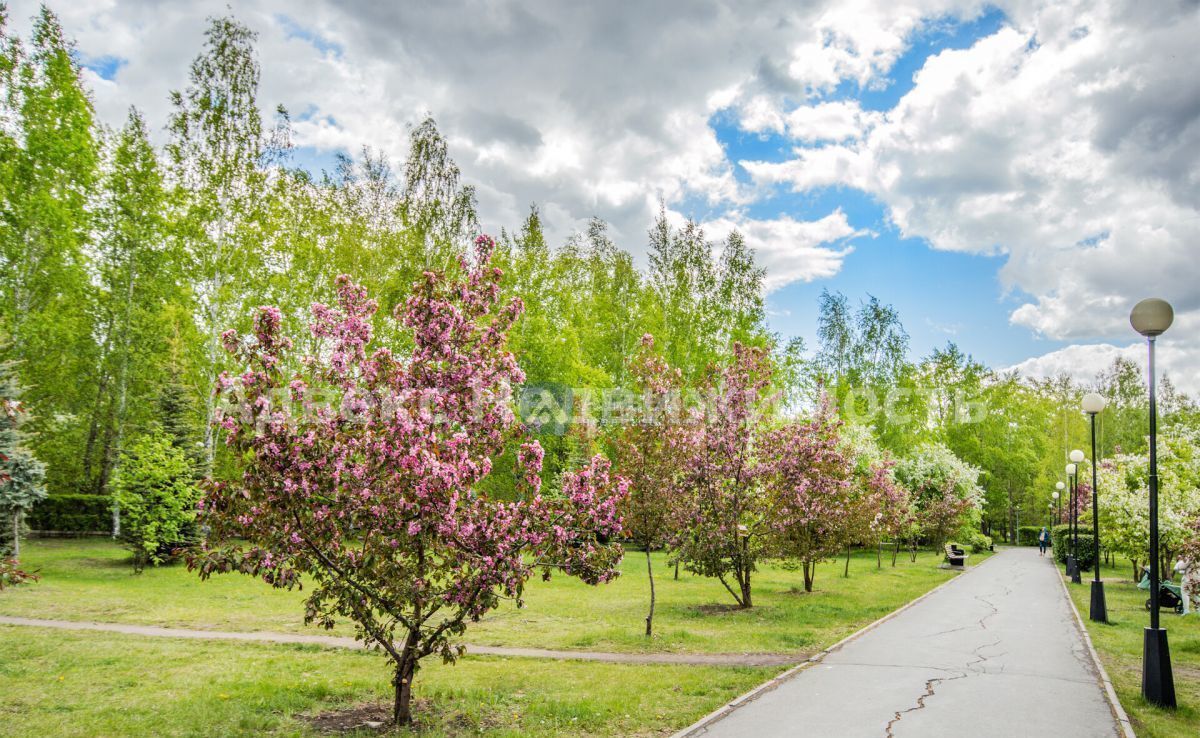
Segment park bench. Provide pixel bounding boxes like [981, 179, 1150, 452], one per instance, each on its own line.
[944, 543, 969, 568]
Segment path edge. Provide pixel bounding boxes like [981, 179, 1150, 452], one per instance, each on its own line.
[1054, 567, 1137, 738]
[668, 550, 1005, 738]
[0, 616, 793, 668]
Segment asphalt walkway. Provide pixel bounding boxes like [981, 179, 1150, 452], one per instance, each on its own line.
[691, 547, 1121, 738]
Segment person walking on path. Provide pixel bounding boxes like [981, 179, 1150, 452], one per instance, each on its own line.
[1038, 526, 1051, 557]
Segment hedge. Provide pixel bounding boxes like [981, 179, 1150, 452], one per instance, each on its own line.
[27, 494, 113, 534]
[1051, 524, 1096, 570]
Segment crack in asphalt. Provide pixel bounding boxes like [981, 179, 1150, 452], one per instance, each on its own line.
[884, 576, 1009, 736]
[883, 670, 969, 738]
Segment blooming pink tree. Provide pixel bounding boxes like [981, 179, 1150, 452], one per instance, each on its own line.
[190, 236, 626, 726]
[873, 463, 913, 567]
[673, 344, 772, 608]
[615, 334, 686, 635]
[760, 410, 854, 592]
[839, 424, 911, 569]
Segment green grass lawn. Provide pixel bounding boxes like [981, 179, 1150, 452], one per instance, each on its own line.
[1, 538, 986, 655]
[0, 625, 773, 737]
[1063, 556, 1200, 738]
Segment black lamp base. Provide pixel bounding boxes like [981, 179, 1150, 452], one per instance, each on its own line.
[1071, 564, 1082, 584]
[1066, 555, 1077, 577]
[1142, 627, 1177, 708]
[1089, 580, 1108, 622]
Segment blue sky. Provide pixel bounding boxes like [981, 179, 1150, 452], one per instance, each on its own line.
[696, 6, 1059, 369]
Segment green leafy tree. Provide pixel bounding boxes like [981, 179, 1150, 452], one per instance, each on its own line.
[84, 108, 189, 495]
[112, 431, 200, 573]
[944, 375, 1049, 541]
[167, 15, 288, 470]
[400, 117, 478, 270]
[646, 210, 720, 383]
[156, 371, 204, 468]
[814, 291, 921, 453]
[0, 7, 99, 495]
[1094, 357, 1150, 457]
[716, 230, 767, 347]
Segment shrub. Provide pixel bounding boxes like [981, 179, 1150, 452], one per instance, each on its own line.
[962, 530, 992, 553]
[112, 432, 200, 572]
[26, 494, 113, 533]
[1052, 525, 1096, 569]
[1017, 526, 1045, 546]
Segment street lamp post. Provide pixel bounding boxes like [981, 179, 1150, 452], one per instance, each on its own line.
[1055, 482, 1064, 526]
[1070, 450, 1085, 585]
[1083, 392, 1108, 622]
[1065, 462, 1078, 580]
[1131, 297, 1176, 708]
[1047, 502, 1053, 529]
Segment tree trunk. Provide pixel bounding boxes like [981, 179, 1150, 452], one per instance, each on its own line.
[877, 541, 882, 569]
[203, 316, 219, 472]
[844, 544, 851, 577]
[644, 549, 656, 637]
[802, 560, 815, 592]
[673, 559, 679, 580]
[393, 642, 419, 726]
[892, 540, 900, 567]
[100, 272, 137, 496]
[94, 394, 120, 494]
[80, 369, 111, 489]
[739, 570, 752, 608]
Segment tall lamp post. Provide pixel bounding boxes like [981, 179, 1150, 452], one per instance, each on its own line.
[1131, 297, 1176, 708]
[1055, 482, 1064, 525]
[1065, 462, 1078, 580]
[1047, 502, 1053, 529]
[1083, 393, 1108, 622]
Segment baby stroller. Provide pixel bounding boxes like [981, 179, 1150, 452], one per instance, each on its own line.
[1138, 566, 1185, 614]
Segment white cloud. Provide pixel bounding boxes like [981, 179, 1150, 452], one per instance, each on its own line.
[784, 101, 881, 143]
[703, 209, 865, 291]
[1004, 335, 1200, 395]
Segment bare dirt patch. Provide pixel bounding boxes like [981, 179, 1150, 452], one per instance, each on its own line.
[303, 699, 507, 735]
[693, 603, 747, 615]
[304, 701, 396, 734]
